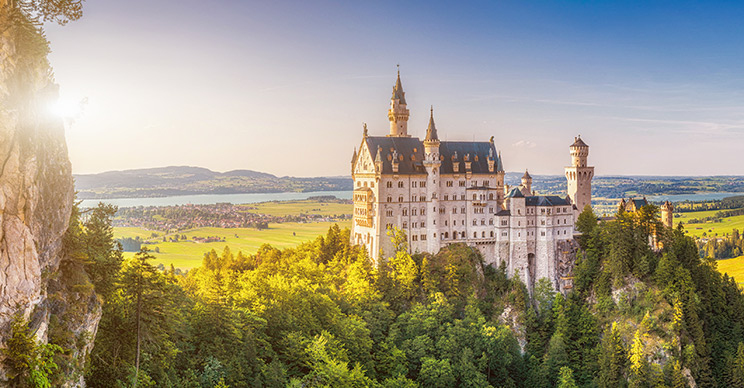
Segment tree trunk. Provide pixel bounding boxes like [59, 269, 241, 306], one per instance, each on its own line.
[134, 273, 142, 388]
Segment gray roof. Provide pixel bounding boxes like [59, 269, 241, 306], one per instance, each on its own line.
[525, 195, 571, 207]
[364, 136, 502, 175]
[571, 136, 588, 147]
[522, 170, 532, 179]
[496, 209, 511, 216]
[507, 188, 524, 198]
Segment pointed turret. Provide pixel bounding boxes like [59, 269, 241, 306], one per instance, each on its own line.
[351, 147, 357, 175]
[520, 170, 532, 196]
[388, 67, 410, 137]
[374, 146, 383, 172]
[424, 106, 439, 143]
[392, 69, 407, 104]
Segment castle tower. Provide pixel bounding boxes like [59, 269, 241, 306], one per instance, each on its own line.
[388, 69, 410, 137]
[661, 201, 674, 228]
[423, 107, 441, 252]
[521, 170, 532, 196]
[565, 135, 594, 219]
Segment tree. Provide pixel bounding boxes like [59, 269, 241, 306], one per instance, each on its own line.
[597, 322, 627, 388]
[84, 203, 124, 300]
[117, 247, 171, 388]
[558, 366, 578, 388]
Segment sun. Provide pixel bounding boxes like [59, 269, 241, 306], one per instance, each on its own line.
[49, 97, 87, 120]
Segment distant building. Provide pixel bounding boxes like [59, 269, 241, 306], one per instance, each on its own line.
[617, 197, 675, 249]
[350, 71, 593, 293]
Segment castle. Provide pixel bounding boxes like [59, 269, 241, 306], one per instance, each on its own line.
[350, 71, 594, 292]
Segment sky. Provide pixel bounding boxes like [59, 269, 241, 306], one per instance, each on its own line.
[44, 0, 744, 177]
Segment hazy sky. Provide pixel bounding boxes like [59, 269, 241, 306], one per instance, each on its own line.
[45, 1, 744, 177]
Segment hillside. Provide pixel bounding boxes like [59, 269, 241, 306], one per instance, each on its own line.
[75, 167, 744, 201]
[74, 166, 353, 199]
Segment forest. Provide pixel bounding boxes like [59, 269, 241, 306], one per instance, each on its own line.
[3, 202, 744, 388]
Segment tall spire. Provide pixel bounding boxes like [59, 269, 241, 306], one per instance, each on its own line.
[388, 66, 410, 137]
[392, 65, 406, 104]
[425, 105, 439, 142]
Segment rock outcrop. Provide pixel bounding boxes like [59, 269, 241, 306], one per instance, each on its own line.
[0, 4, 101, 385]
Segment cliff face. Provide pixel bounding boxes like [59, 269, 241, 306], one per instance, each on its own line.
[0, 6, 101, 386]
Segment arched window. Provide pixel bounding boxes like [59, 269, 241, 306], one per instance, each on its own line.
[402, 208, 408, 216]
[387, 181, 392, 188]
[473, 232, 477, 238]
[398, 196, 403, 202]
[445, 232, 449, 238]
[490, 231, 494, 237]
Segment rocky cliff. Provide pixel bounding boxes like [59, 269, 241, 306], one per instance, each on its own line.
[0, 3, 101, 386]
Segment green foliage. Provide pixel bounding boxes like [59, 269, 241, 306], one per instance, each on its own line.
[1, 316, 62, 388]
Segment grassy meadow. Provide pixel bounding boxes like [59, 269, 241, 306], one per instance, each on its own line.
[114, 199, 353, 269]
[717, 256, 744, 284]
[116, 221, 352, 269]
[677, 209, 744, 238]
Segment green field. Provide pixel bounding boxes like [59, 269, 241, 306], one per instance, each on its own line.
[115, 221, 351, 269]
[677, 209, 744, 238]
[717, 256, 744, 284]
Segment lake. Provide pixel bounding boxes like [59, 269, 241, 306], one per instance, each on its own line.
[79, 190, 353, 208]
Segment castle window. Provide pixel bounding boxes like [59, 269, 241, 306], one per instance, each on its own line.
[412, 181, 417, 188]
[473, 220, 477, 226]
[411, 196, 416, 202]
[403, 208, 408, 216]
[489, 207, 493, 214]
[471, 181, 476, 187]
[412, 235, 417, 241]
[461, 207, 466, 213]
[421, 181, 426, 188]
[541, 231, 546, 236]
[445, 220, 448, 226]
[473, 194, 477, 200]
[474, 232, 477, 238]
[398, 181, 404, 188]
[412, 208, 417, 216]
[444, 195, 449, 200]
[439, 208, 444, 214]
[502, 232, 507, 237]
[461, 232, 466, 238]
[387, 182, 392, 188]
[421, 222, 426, 228]
[490, 231, 494, 237]
[386, 210, 393, 217]
[452, 208, 457, 214]
[481, 219, 485, 225]
[452, 232, 457, 240]
[483, 180, 489, 186]
[482, 231, 485, 237]
[402, 222, 408, 228]
[541, 220, 546, 225]
[421, 208, 426, 215]
[387, 196, 392, 203]
[446, 181, 453, 187]
[459, 181, 466, 187]
[421, 234, 426, 241]
[445, 232, 449, 238]
[357, 181, 361, 187]
[489, 194, 494, 200]
[398, 196, 403, 202]
[461, 195, 465, 200]
[489, 219, 494, 225]
[420, 196, 425, 202]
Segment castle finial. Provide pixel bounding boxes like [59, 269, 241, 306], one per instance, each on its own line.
[489, 135, 494, 144]
[425, 105, 439, 142]
[363, 123, 368, 137]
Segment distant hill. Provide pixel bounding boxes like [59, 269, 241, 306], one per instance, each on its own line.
[74, 166, 353, 199]
[75, 166, 744, 200]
